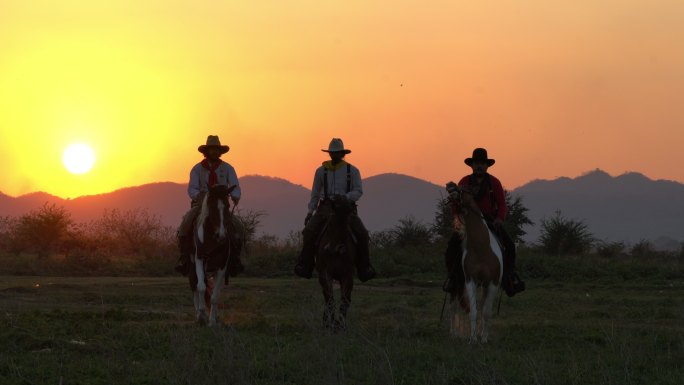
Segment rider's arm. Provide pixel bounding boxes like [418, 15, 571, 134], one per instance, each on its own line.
[307, 167, 323, 214]
[346, 166, 363, 202]
[227, 164, 241, 201]
[188, 164, 202, 201]
[491, 177, 508, 221]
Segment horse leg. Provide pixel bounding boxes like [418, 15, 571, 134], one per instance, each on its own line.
[208, 266, 227, 326]
[337, 276, 353, 331]
[318, 274, 335, 329]
[448, 295, 457, 337]
[448, 293, 468, 339]
[465, 280, 478, 343]
[195, 258, 208, 325]
[480, 283, 498, 343]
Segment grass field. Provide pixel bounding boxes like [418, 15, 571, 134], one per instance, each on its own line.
[1, 273, 683, 385]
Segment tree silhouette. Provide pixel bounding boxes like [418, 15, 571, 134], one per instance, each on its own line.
[539, 210, 594, 256]
[13, 203, 75, 258]
[503, 190, 534, 243]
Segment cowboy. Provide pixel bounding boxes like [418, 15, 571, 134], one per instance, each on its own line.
[174, 135, 245, 276]
[294, 138, 376, 282]
[443, 148, 525, 297]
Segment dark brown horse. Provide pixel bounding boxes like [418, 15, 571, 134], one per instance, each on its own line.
[316, 195, 356, 330]
[446, 183, 503, 343]
[190, 184, 236, 326]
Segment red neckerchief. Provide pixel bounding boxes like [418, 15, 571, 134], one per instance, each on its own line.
[200, 159, 222, 187]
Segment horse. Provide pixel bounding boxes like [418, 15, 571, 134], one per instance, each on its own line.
[190, 184, 237, 326]
[446, 183, 503, 343]
[316, 195, 356, 330]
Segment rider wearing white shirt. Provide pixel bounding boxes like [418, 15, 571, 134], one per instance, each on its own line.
[175, 135, 244, 277]
[294, 138, 376, 282]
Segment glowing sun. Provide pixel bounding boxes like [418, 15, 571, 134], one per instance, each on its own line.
[63, 143, 96, 174]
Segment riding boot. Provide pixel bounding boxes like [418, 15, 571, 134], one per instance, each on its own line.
[174, 235, 193, 276]
[443, 233, 463, 292]
[502, 245, 525, 297]
[355, 240, 376, 282]
[227, 235, 245, 278]
[294, 233, 317, 279]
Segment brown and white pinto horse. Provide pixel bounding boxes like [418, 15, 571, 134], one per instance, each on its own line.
[191, 184, 236, 326]
[316, 195, 356, 330]
[446, 183, 503, 343]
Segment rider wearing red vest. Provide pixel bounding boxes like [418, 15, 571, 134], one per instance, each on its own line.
[444, 148, 525, 297]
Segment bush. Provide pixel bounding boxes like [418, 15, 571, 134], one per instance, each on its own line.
[539, 210, 595, 256]
[244, 234, 296, 277]
[596, 241, 626, 258]
[10, 203, 76, 258]
[391, 216, 433, 247]
[86, 208, 175, 258]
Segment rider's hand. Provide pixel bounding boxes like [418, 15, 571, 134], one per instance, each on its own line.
[231, 196, 240, 206]
[305, 213, 313, 226]
[493, 218, 504, 228]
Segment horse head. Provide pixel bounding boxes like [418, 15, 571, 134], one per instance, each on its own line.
[198, 184, 237, 243]
[446, 182, 480, 218]
[330, 195, 354, 223]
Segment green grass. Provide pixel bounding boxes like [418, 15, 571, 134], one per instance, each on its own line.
[1, 273, 683, 385]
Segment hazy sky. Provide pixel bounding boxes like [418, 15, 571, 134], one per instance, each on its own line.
[1, 1, 682, 198]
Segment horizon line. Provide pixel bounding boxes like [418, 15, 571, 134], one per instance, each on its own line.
[1, 168, 677, 200]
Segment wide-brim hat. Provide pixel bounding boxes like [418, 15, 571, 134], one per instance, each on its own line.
[198, 135, 230, 154]
[464, 147, 495, 166]
[321, 138, 351, 154]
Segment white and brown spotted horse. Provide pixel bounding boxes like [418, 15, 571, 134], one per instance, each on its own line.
[190, 184, 236, 326]
[446, 182, 503, 343]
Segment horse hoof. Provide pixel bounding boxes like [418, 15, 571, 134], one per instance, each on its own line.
[196, 312, 208, 326]
[333, 319, 347, 332]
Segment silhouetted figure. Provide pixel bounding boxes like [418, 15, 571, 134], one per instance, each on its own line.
[175, 135, 244, 277]
[443, 148, 525, 297]
[294, 138, 376, 282]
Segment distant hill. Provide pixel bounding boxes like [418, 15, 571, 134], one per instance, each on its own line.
[512, 169, 684, 246]
[361, 173, 443, 232]
[2, 170, 683, 246]
[0, 174, 443, 238]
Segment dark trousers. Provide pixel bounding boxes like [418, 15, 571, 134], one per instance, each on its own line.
[299, 202, 371, 270]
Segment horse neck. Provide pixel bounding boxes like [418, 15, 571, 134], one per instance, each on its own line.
[462, 209, 490, 245]
[328, 213, 351, 238]
[199, 195, 229, 233]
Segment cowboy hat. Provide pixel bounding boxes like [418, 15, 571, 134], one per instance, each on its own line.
[464, 148, 495, 166]
[198, 135, 230, 154]
[321, 138, 351, 154]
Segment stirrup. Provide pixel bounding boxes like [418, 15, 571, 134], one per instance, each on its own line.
[294, 263, 313, 279]
[358, 266, 376, 282]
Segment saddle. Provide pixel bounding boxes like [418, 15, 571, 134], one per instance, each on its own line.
[317, 219, 357, 248]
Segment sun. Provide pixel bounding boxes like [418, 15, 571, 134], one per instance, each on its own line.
[63, 143, 96, 174]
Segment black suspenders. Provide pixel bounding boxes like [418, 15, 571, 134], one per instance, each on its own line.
[346, 164, 351, 193]
[322, 163, 352, 200]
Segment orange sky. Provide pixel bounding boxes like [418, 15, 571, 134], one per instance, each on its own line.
[1, 1, 683, 198]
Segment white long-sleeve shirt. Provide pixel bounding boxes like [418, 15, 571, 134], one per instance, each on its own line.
[308, 161, 363, 213]
[187, 161, 241, 201]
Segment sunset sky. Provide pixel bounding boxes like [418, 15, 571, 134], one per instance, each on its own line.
[1, 1, 683, 198]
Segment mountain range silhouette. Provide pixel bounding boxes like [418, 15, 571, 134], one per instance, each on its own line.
[2, 169, 682, 247]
